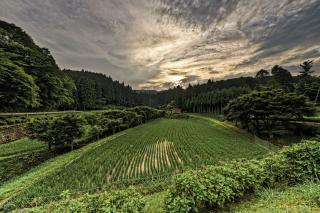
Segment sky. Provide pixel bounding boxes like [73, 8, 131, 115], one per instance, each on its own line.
[1, 0, 320, 90]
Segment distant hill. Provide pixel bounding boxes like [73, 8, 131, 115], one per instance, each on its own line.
[0, 20, 75, 111]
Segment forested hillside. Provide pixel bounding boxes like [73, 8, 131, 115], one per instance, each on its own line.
[155, 66, 320, 113]
[0, 20, 75, 111]
[64, 70, 136, 110]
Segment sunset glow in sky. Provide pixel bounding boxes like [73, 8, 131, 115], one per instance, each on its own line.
[1, 0, 320, 89]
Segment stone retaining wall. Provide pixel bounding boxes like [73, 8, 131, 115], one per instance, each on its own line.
[0, 125, 28, 144]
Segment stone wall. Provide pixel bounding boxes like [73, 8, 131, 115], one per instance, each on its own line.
[0, 125, 28, 144]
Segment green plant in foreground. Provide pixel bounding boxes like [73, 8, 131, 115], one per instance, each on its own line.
[165, 141, 320, 212]
[24, 189, 145, 213]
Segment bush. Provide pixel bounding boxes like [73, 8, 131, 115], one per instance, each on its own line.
[27, 114, 86, 151]
[165, 141, 320, 212]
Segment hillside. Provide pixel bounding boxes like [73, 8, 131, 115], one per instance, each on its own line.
[63, 69, 136, 109]
[0, 116, 272, 209]
[0, 20, 75, 111]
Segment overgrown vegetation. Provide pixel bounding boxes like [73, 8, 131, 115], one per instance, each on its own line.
[27, 107, 164, 151]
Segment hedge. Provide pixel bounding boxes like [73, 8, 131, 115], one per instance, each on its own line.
[165, 141, 320, 212]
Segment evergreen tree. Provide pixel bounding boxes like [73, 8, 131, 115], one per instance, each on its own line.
[299, 60, 314, 78]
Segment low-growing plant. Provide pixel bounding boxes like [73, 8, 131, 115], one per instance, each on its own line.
[26, 189, 145, 213]
[165, 141, 320, 212]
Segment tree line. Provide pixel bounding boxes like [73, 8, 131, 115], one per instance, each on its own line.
[27, 106, 165, 151]
[1, 19, 319, 115]
[151, 61, 319, 114]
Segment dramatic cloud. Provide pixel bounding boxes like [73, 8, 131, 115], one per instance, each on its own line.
[1, 0, 320, 89]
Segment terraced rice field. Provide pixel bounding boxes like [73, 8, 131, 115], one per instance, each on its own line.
[0, 139, 46, 160]
[0, 139, 49, 185]
[0, 116, 272, 205]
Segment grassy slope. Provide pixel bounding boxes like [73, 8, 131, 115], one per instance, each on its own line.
[0, 133, 125, 207]
[228, 182, 320, 213]
[0, 116, 271, 208]
[0, 139, 45, 160]
[0, 139, 51, 184]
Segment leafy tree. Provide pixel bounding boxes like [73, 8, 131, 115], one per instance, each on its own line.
[0, 20, 76, 111]
[28, 115, 86, 150]
[51, 115, 85, 150]
[0, 59, 39, 111]
[255, 69, 269, 79]
[271, 65, 294, 92]
[224, 90, 316, 137]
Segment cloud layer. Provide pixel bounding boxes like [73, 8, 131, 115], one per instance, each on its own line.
[1, 0, 320, 89]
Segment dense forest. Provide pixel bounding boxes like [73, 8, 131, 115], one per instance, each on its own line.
[144, 66, 320, 114]
[0, 20, 75, 111]
[1, 19, 319, 113]
[63, 70, 136, 110]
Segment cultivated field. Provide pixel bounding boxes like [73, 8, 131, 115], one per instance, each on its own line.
[0, 139, 51, 184]
[0, 139, 45, 160]
[0, 116, 271, 207]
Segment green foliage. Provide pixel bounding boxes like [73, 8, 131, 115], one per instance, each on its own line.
[28, 115, 86, 150]
[224, 89, 316, 133]
[296, 76, 320, 104]
[0, 150, 53, 184]
[230, 182, 320, 212]
[0, 59, 40, 110]
[165, 141, 320, 212]
[5, 116, 269, 206]
[299, 60, 315, 78]
[26, 189, 145, 213]
[26, 107, 164, 151]
[0, 138, 45, 158]
[183, 87, 251, 114]
[271, 65, 294, 92]
[272, 141, 320, 184]
[0, 20, 76, 111]
[64, 69, 135, 110]
[0, 139, 52, 184]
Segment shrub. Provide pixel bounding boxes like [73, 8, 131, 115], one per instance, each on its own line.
[165, 141, 320, 212]
[27, 114, 86, 151]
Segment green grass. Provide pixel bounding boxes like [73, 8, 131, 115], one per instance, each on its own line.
[228, 182, 320, 213]
[0, 116, 272, 208]
[144, 192, 167, 213]
[0, 139, 51, 186]
[0, 139, 46, 160]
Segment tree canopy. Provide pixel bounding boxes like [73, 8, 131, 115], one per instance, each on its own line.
[0, 20, 75, 111]
[224, 90, 316, 135]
